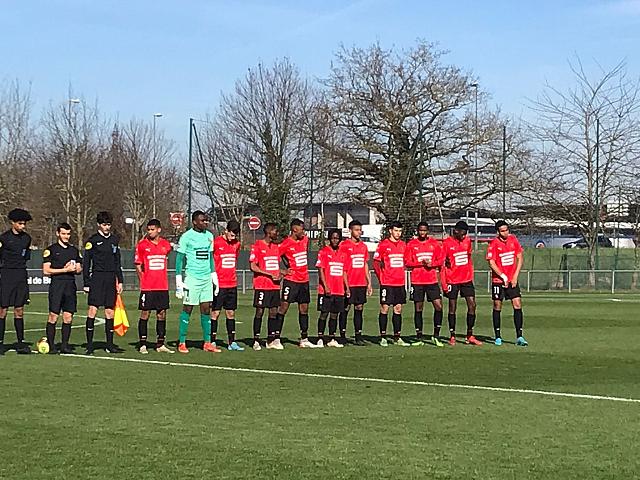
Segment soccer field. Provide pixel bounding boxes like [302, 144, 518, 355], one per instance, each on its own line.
[1, 292, 639, 479]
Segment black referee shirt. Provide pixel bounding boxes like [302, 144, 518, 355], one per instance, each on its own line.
[0, 229, 32, 270]
[82, 232, 124, 284]
[43, 242, 82, 282]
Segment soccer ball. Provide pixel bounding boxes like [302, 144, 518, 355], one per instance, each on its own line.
[37, 337, 50, 354]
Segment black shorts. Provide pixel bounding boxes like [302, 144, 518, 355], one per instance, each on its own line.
[410, 284, 441, 303]
[347, 286, 368, 306]
[317, 294, 345, 314]
[281, 280, 310, 304]
[491, 283, 522, 301]
[87, 271, 117, 309]
[446, 282, 475, 299]
[0, 269, 29, 308]
[138, 291, 170, 311]
[380, 285, 406, 305]
[212, 287, 238, 311]
[48, 280, 77, 314]
[253, 289, 280, 309]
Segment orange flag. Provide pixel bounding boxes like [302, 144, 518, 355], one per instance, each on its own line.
[114, 294, 129, 336]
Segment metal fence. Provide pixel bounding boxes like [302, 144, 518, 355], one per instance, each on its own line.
[27, 269, 640, 294]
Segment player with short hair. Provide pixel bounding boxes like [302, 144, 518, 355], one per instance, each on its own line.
[405, 222, 445, 347]
[441, 220, 482, 346]
[135, 219, 174, 354]
[373, 221, 410, 347]
[338, 220, 372, 346]
[42, 223, 82, 354]
[83, 211, 124, 355]
[276, 218, 314, 348]
[175, 211, 219, 354]
[249, 222, 283, 350]
[315, 229, 349, 348]
[486, 220, 527, 346]
[0, 208, 33, 355]
[211, 220, 244, 351]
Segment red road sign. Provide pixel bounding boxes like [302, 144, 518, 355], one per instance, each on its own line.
[170, 212, 184, 227]
[247, 216, 261, 231]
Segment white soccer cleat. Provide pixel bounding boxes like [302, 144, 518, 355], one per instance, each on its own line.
[315, 339, 324, 348]
[267, 339, 284, 350]
[327, 339, 344, 348]
[155, 344, 175, 354]
[139, 345, 148, 354]
[299, 338, 316, 348]
[253, 341, 262, 351]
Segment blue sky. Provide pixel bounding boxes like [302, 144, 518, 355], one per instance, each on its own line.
[1, 0, 639, 150]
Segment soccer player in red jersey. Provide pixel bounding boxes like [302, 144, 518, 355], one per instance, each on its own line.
[249, 223, 283, 351]
[211, 220, 244, 351]
[276, 219, 314, 348]
[373, 221, 410, 347]
[486, 220, 527, 347]
[405, 222, 445, 347]
[134, 219, 174, 354]
[442, 220, 481, 346]
[338, 220, 372, 346]
[315, 229, 350, 348]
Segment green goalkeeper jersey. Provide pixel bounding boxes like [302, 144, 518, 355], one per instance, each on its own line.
[177, 228, 214, 279]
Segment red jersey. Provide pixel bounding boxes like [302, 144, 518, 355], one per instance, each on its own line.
[373, 238, 406, 287]
[249, 239, 281, 291]
[338, 238, 369, 287]
[405, 237, 443, 285]
[134, 236, 172, 291]
[279, 235, 309, 283]
[486, 234, 523, 284]
[442, 236, 473, 285]
[213, 235, 240, 288]
[316, 246, 347, 296]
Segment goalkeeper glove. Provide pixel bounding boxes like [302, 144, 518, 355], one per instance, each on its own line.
[175, 275, 185, 299]
[211, 272, 219, 296]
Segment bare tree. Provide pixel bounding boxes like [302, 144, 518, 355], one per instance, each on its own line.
[0, 80, 33, 215]
[197, 59, 315, 232]
[109, 119, 180, 246]
[320, 41, 513, 230]
[524, 59, 640, 275]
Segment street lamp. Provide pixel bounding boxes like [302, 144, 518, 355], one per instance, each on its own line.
[152, 113, 163, 219]
[66, 98, 81, 224]
[470, 83, 479, 250]
[125, 216, 135, 248]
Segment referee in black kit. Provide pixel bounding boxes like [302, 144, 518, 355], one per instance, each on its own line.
[0, 208, 33, 355]
[83, 211, 124, 354]
[42, 222, 83, 354]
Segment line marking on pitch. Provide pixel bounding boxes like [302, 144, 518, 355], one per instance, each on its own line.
[6, 312, 106, 333]
[62, 354, 640, 404]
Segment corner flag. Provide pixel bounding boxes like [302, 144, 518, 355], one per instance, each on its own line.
[114, 294, 129, 336]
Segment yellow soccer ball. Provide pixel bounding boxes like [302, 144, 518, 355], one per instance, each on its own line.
[37, 337, 50, 354]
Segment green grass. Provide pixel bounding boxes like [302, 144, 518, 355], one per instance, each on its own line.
[1, 291, 639, 479]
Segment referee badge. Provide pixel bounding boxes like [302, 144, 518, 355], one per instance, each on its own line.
[43, 249, 51, 258]
[85, 242, 92, 250]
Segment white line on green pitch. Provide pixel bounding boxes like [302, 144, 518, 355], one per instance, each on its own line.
[62, 354, 640, 404]
[5, 312, 105, 333]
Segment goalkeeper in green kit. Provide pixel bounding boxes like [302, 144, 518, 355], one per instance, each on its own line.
[175, 211, 221, 353]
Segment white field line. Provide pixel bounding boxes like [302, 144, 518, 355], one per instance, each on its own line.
[61, 354, 640, 404]
[6, 312, 105, 333]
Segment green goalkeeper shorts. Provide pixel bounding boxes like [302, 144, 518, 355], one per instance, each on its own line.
[183, 275, 213, 306]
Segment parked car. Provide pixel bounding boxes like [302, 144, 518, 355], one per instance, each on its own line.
[562, 235, 613, 249]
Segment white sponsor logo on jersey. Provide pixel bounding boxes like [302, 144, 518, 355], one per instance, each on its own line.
[264, 256, 279, 271]
[292, 251, 307, 267]
[499, 251, 515, 266]
[220, 253, 236, 269]
[453, 251, 468, 266]
[389, 254, 404, 268]
[147, 255, 166, 271]
[416, 252, 433, 262]
[329, 262, 344, 277]
[351, 254, 365, 269]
